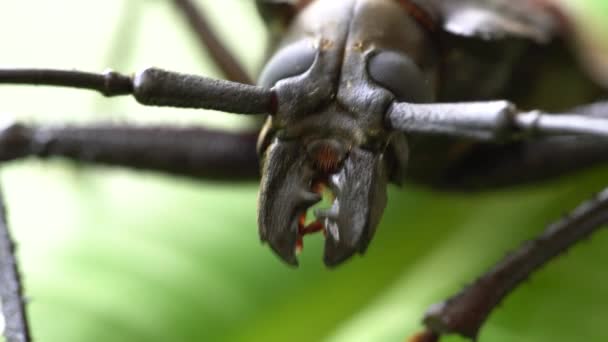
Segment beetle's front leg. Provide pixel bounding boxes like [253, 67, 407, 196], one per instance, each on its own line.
[0, 123, 260, 342]
[390, 102, 608, 342]
[0, 122, 259, 181]
[410, 188, 608, 341]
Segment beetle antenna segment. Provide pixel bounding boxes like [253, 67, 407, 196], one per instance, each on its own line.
[421, 187, 608, 339]
[0, 187, 31, 342]
[388, 100, 608, 141]
[0, 68, 275, 114]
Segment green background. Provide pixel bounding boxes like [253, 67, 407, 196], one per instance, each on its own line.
[1, 1, 607, 341]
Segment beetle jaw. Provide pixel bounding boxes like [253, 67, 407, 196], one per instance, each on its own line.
[258, 139, 388, 267]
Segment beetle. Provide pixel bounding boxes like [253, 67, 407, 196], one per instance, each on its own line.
[1, 0, 608, 340]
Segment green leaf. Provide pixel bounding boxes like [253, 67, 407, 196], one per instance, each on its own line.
[1, 1, 607, 342]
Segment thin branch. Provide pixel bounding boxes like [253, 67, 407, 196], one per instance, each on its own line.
[0, 68, 275, 114]
[0, 186, 31, 342]
[172, 0, 253, 84]
[420, 188, 608, 339]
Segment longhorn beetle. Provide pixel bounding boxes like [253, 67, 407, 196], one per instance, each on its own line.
[1, 0, 607, 341]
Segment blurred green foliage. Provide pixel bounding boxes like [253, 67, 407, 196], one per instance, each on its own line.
[1, 1, 607, 341]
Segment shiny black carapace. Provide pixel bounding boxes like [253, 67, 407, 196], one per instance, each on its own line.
[1, 0, 607, 341]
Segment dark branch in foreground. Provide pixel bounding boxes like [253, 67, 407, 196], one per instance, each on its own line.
[0, 123, 260, 181]
[0, 187, 31, 342]
[0, 68, 275, 114]
[418, 187, 608, 340]
[172, 0, 253, 84]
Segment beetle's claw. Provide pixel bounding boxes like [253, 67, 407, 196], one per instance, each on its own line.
[258, 140, 388, 267]
[266, 234, 300, 266]
[324, 236, 358, 267]
[321, 148, 388, 266]
[258, 140, 317, 266]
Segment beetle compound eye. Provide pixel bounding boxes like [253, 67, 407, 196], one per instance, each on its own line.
[368, 51, 433, 103]
[258, 39, 316, 88]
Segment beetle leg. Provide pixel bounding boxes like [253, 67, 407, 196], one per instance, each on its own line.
[0, 68, 275, 114]
[436, 134, 608, 190]
[415, 187, 608, 340]
[388, 100, 608, 140]
[0, 185, 32, 342]
[0, 122, 259, 181]
[171, 0, 253, 84]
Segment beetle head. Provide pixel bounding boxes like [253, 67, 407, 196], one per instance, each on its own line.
[255, 35, 429, 266]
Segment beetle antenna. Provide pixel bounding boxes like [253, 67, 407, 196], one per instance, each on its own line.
[0, 67, 275, 114]
[388, 100, 608, 141]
